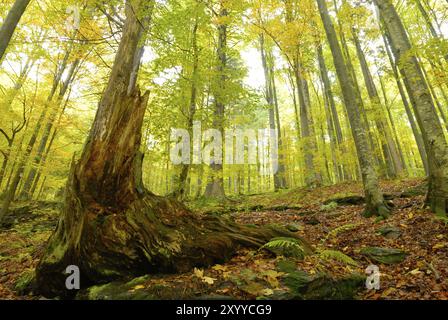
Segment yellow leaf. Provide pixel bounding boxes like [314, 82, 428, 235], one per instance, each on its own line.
[212, 264, 227, 272]
[408, 213, 414, 219]
[217, 288, 230, 294]
[409, 268, 422, 275]
[432, 243, 446, 250]
[261, 288, 274, 296]
[194, 268, 204, 278]
[381, 287, 396, 297]
[130, 284, 145, 291]
[240, 282, 264, 296]
[202, 276, 217, 285]
[416, 261, 426, 268]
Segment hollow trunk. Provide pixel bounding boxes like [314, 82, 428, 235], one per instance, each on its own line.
[35, 0, 310, 297]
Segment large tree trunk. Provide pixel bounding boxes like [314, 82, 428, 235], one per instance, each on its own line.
[0, 0, 31, 62]
[375, 0, 448, 215]
[317, 0, 390, 218]
[35, 0, 310, 298]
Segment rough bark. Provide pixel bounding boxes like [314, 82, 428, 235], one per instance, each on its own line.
[375, 0, 448, 215]
[35, 0, 311, 297]
[317, 0, 390, 218]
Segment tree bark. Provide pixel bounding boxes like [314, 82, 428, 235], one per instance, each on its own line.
[0, 0, 31, 62]
[204, 4, 227, 198]
[260, 35, 287, 190]
[351, 29, 404, 177]
[35, 0, 311, 297]
[382, 32, 429, 175]
[317, 0, 390, 218]
[375, 0, 448, 215]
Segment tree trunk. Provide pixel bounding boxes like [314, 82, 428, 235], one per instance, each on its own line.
[259, 34, 286, 190]
[0, 0, 31, 61]
[35, 0, 310, 297]
[381, 32, 429, 175]
[270, 57, 288, 189]
[0, 44, 73, 220]
[294, 62, 321, 187]
[375, 0, 448, 215]
[352, 29, 404, 177]
[317, 0, 390, 218]
[19, 59, 80, 200]
[204, 5, 227, 198]
[174, 13, 199, 200]
[317, 44, 350, 181]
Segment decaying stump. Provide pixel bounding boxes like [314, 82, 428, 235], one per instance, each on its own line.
[35, 89, 311, 297]
[35, 1, 311, 297]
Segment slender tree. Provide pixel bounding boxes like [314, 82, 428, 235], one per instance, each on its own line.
[0, 0, 32, 61]
[316, 0, 390, 218]
[204, 3, 227, 198]
[375, 0, 448, 215]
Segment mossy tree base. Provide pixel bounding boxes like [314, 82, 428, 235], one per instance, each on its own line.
[35, 185, 311, 297]
[34, 3, 313, 297]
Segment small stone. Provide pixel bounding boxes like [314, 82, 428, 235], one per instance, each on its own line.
[377, 225, 402, 239]
[285, 223, 301, 232]
[361, 247, 407, 264]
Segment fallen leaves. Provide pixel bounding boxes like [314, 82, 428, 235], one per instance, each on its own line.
[1, 178, 447, 301]
[194, 268, 217, 285]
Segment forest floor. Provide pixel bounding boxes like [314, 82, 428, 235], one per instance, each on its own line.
[0, 178, 447, 300]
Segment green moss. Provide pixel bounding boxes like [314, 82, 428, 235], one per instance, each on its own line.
[361, 247, 407, 264]
[14, 269, 35, 293]
[284, 271, 365, 300]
